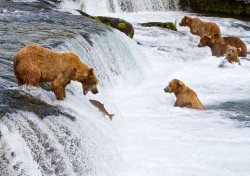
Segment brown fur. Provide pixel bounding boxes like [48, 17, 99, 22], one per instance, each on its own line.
[225, 45, 241, 65]
[179, 16, 220, 37]
[13, 45, 99, 100]
[198, 34, 247, 57]
[164, 79, 204, 110]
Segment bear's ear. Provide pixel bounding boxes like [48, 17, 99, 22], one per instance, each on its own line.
[178, 81, 183, 86]
[209, 36, 215, 44]
[237, 48, 242, 53]
[88, 68, 94, 76]
[227, 45, 231, 49]
[201, 34, 207, 38]
[185, 16, 191, 23]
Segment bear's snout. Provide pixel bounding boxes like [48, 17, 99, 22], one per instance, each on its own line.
[91, 88, 99, 94]
[164, 87, 169, 93]
[228, 53, 232, 57]
[198, 43, 202, 47]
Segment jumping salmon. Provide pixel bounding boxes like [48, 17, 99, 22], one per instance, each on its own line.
[89, 99, 115, 121]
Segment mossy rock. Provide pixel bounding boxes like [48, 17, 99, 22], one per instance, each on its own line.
[77, 10, 134, 38]
[139, 22, 177, 31]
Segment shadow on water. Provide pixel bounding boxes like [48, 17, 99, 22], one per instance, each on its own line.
[207, 101, 250, 127]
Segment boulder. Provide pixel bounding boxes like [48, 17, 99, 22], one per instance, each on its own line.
[139, 22, 177, 31]
[77, 10, 134, 38]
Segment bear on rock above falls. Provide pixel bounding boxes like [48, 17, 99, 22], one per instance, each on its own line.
[13, 45, 99, 100]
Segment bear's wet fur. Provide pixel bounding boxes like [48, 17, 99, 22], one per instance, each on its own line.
[164, 79, 204, 110]
[225, 45, 242, 65]
[198, 34, 247, 57]
[13, 45, 99, 100]
[179, 16, 220, 37]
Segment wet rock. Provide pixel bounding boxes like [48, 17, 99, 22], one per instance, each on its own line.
[139, 22, 177, 31]
[0, 89, 75, 121]
[77, 10, 134, 38]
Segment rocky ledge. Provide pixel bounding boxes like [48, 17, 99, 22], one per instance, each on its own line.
[77, 10, 134, 38]
[139, 22, 177, 31]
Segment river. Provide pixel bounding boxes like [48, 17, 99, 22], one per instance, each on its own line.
[1, 0, 250, 175]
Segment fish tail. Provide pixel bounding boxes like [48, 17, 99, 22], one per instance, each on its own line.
[109, 114, 115, 121]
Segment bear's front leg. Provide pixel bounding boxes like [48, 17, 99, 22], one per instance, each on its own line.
[51, 79, 64, 100]
[62, 80, 71, 98]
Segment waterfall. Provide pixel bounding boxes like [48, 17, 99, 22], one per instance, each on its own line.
[0, 1, 147, 175]
[78, 0, 180, 13]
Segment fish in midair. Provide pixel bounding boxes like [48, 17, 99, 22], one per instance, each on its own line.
[89, 99, 115, 121]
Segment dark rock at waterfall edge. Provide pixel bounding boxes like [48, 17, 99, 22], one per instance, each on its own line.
[0, 89, 75, 121]
[139, 22, 177, 31]
[77, 10, 134, 38]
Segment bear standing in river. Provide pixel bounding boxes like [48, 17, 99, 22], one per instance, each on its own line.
[198, 34, 247, 57]
[179, 16, 220, 37]
[13, 45, 99, 100]
[225, 45, 241, 65]
[164, 79, 204, 110]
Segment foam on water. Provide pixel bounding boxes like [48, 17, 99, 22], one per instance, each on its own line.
[3, 1, 250, 175]
[78, 11, 250, 175]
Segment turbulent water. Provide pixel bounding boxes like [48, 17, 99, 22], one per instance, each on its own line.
[1, 0, 250, 176]
[0, 1, 142, 175]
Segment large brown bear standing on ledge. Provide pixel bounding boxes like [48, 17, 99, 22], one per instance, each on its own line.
[198, 34, 247, 57]
[179, 16, 220, 37]
[13, 45, 99, 100]
[164, 79, 204, 110]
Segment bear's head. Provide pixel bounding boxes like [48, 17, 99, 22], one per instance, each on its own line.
[226, 45, 241, 58]
[198, 34, 220, 47]
[198, 34, 212, 47]
[82, 68, 99, 95]
[164, 79, 184, 94]
[179, 16, 192, 26]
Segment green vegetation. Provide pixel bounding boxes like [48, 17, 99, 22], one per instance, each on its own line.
[193, 0, 250, 16]
[79, 2, 84, 11]
[117, 23, 126, 29]
[128, 32, 134, 38]
[94, 17, 101, 22]
[104, 21, 111, 27]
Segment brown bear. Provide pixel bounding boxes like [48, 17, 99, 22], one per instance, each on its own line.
[179, 16, 220, 37]
[198, 34, 247, 57]
[225, 45, 241, 64]
[13, 45, 99, 100]
[164, 79, 204, 110]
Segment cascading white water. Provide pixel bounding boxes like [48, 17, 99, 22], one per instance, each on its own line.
[0, 8, 148, 172]
[71, 0, 179, 14]
[2, 0, 250, 175]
